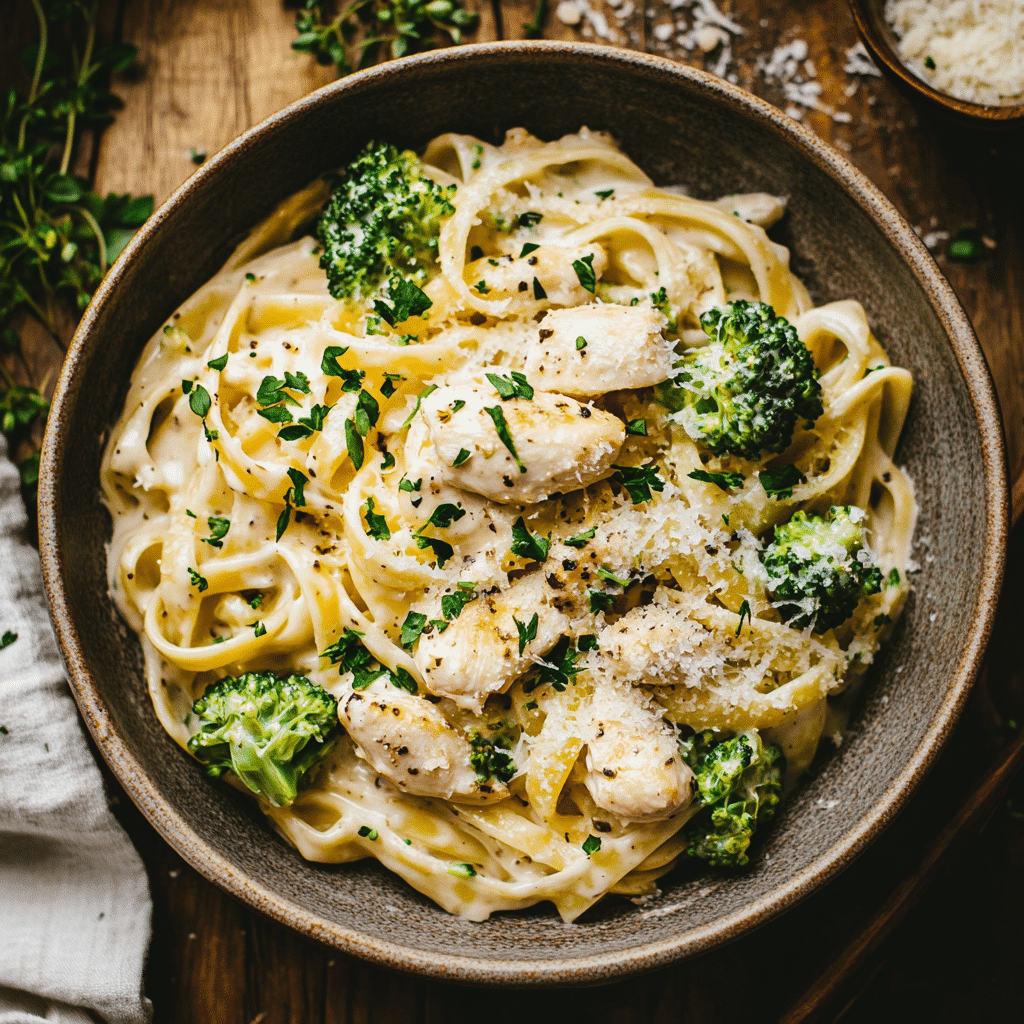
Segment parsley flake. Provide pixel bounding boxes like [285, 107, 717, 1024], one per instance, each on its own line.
[511, 516, 550, 562]
[401, 385, 438, 429]
[575, 336, 587, 351]
[625, 418, 647, 436]
[514, 612, 539, 656]
[321, 345, 349, 377]
[362, 496, 391, 540]
[207, 353, 228, 372]
[597, 565, 629, 587]
[373, 275, 432, 326]
[401, 611, 428, 648]
[345, 418, 364, 469]
[533, 277, 547, 301]
[572, 253, 596, 292]
[582, 835, 602, 855]
[187, 568, 208, 592]
[517, 211, 543, 228]
[565, 526, 596, 548]
[358, 825, 379, 840]
[613, 463, 665, 504]
[448, 862, 477, 879]
[595, 189, 614, 200]
[588, 589, 615, 615]
[484, 405, 526, 473]
[519, 242, 540, 258]
[201, 516, 230, 548]
[736, 599, 752, 636]
[688, 469, 745, 490]
[441, 584, 477, 620]
[0, 631, 17, 651]
[453, 448, 471, 467]
[486, 371, 534, 401]
[759, 464, 803, 499]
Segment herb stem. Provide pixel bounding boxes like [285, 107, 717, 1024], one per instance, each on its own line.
[73, 205, 108, 273]
[61, 13, 97, 177]
[20, 0, 49, 151]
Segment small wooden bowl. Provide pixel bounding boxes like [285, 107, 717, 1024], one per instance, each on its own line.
[848, 0, 1024, 128]
[39, 41, 1008, 983]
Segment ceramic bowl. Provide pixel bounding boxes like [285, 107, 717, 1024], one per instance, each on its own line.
[848, 0, 1024, 128]
[39, 42, 1007, 984]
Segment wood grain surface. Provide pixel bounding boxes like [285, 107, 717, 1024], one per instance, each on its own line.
[8, 0, 1024, 1021]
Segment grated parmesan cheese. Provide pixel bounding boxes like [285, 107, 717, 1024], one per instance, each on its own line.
[885, 0, 1024, 106]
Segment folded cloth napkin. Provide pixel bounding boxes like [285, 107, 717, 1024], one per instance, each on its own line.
[0, 436, 151, 1024]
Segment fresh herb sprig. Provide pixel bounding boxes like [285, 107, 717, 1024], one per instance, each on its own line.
[1, 0, 152, 504]
[289, 0, 479, 78]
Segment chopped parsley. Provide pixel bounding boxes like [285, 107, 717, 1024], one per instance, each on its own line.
[0, 631, 17, 651]
[183, 380, 211, 419]
[596, 565, 629, 587]
[401, 385, 438, 429]
[200, 516, 231, 548]
[207, 353, 228, 372]
[373, 275, 433, 326]
[533, 277, 547, 301]
[277, 403, 332, 441]
[517, 211, 543, 228]
[511, 516, 550, 562]
[380, 451, 396, 471]
[354, 389, 380, 436]
[453, 448, 472, 467]
[575, 336, 587, 351]
[595, 189, 614, 200]
[577, 633, 598, 652]
[401, 611, 428, 648]
[582, 835, 602, 855]
[759, 464, 803, 499]
[452, 399, 466, 413]
[321, 345, 349, 378]
[398, 475, 422, 494]
[486, 370, 534, 401]
[252, 621, 267, 638]
[887, 568, 901, 587]
[588, 589, 615, 615]
[475, 279, 489, 294]
[484, 405, 526, 473]
[874, 613, 893, 628]
[245, 273, 256, 284]
[345, 418, 364, 469]
[276, 467, 308, 540]
[422, 502, 466, 529]
[414, 535, 454, 568]
[924, 55, 936, 69]
[625, 418, 647, 436]
[572, 253, 596, 292]
[525, 636, 583, 693]
[441, 582, 477, 620]
[613, 463, 665, 504]
[362, 497, 391, 540]
[736, 599, 752, 636]
[565, 526, 596, 548]
[650, 286, 677, 330]
[248, 594, 263, 609]
[514, 612, 538, 656]
[357, 825, 379, 840]
[381, 372, 403, 399]
[322, 628, 398, 691]
[519, 242, 540, 258]
[448, 862, 477, 879]
[391, 667, 418, 693]
[187, 568, 208, 592]
[688, 468, 745, 490]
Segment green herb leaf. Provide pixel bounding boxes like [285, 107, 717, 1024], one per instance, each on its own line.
[354, 389, 380, 436]
[345, 418, 364, 469]
[390, 666, 418, 693]
[357, 825, 379, 840]
[518, 212, 543, 228]
[207, 353, 228, 371]
[588, 589, 615, 614]
[188, 384, 212, 419]
[565, 526, 596, 548]
[248, 594, 263, 609]
[613, 463, 665, 504]
[0, 631, 18, 650]
[423, 502, 466, 529]
[483, 405, 526, 473]
[514, 612, 539, 656]
[595, 189, 614, 200]
[373, 275, 432, 325]
[485, 371, 534, 401]
[401, 611, 428, 648]
[511, 516, 550, 562]
[474, 279, 489, 294]
[448, 862, 476, 878]
[381, 372, 403, 398]
[398, 475, 422, 493]
[440, 585, 477, 620]
[887, 568, 901, 587]
[252, 621, 267, 638]
[287, 467, 307, 507]
[597, 565, 629, 587]
[575, 336, 587, 351]
[380, 451, 396, 471]
[401, 385, 438, 429]
[187, 568, 208, 592]
[276, 505, 291, 541]
[321, 345, 350, 377]
[201, 516, 230, 547]
[577, 633, 598, 652]
[688, 468, 745, 490]
[257, 405, 294, 424]
[572, 253, 596, 292]
[582, 835, 602, 855]
[533, 277, 547, 301]
[363, 496, 391, 540]
[736, 599, 752, 636]
[519, 242, 540, 258]
[414, 535, 454, 567]
[759, 464, 803, 499]
[625, 418, 647, 436]
[453, 448, 471, 467]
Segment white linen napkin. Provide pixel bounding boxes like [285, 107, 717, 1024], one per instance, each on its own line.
[0, 436, 152, 1024]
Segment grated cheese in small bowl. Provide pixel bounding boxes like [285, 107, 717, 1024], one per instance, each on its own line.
[885, 0, 1024, 106]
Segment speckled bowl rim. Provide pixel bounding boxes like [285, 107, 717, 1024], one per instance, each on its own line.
[39, 41, 1008, 985]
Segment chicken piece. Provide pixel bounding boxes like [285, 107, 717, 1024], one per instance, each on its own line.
[338, 679, 506, 803]
[523, 303, 673, 397]
[468, 244, 608, 311]
[583, 683, 695, 822]
[415, 573, 571, 712]
[412, 378, 625, 504]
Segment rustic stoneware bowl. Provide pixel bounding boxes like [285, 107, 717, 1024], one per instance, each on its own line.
[847, 0, 1024, 128]
[39, 42, 1007, 983]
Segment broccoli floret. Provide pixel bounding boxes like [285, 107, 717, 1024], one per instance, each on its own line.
[187, 671, 340, 807]
[663, 299, 823, 459]
[316, 140, 456, 300]
[468, 727, 517, 784]
[761, 505, 883, 633]
[681, 730, 784, 868]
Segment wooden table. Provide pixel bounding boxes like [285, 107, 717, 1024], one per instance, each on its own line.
[13, 1, 1024, 1020]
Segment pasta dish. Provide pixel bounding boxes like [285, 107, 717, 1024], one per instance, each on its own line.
[101, 128, 915, 921]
